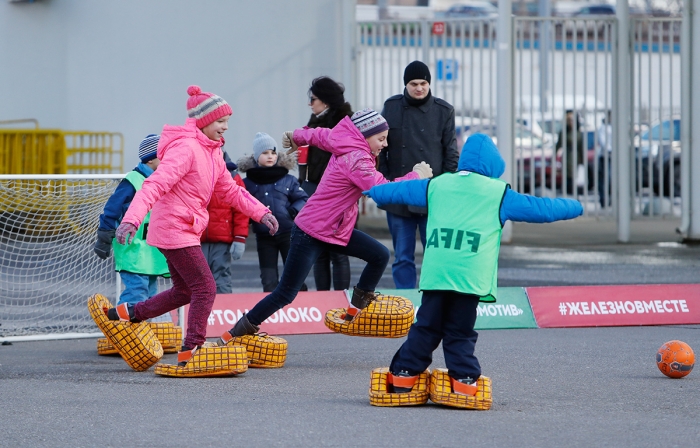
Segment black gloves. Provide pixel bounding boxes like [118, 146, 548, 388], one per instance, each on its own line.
[94, 229, 116, 259]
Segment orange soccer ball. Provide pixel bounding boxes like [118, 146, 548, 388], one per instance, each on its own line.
[656, 340, 695, 378]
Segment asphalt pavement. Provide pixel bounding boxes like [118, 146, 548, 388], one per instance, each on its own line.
[1, 215, 699, 447]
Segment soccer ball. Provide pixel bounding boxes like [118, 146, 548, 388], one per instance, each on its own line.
[656, 340, 695, 378]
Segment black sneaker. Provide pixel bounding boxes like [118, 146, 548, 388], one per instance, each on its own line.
[389, 370, 417, 393]
[177, 346, 199, 367]
[105, 303, 141, 323]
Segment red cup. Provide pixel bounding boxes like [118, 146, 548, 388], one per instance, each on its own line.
[297, 145, 309, 165]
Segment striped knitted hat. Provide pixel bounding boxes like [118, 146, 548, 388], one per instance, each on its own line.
[138, 134, 159, 163]
[350, 108, 389, 138]
[186, 85, 233, 129]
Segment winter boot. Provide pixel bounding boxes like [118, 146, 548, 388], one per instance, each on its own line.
[217, 313, 259, 346]
[344, 286, 377, 322]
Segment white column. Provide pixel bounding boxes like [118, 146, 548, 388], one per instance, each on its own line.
[688, 0, 700, 239]
[615, 0, 631, 242]
[343, 0, 358, 108]
[497, 0, 514, 243]
[680, 0, 691, 235]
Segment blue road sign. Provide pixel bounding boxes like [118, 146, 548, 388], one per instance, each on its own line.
[437, 59, 458, 81]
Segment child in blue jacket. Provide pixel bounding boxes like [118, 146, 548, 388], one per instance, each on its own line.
[364, 133, 583, 401]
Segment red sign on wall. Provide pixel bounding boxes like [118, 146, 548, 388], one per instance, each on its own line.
[185, 291, 349, 337]
[432, 22, 445, 35]
[527, 284, 700, 328]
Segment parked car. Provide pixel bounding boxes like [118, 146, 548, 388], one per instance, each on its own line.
[458, 121, 554, 193]
[454, 115, 494, 149]
[573, 4, 616, 16]
[635, 117, 681, 197]
[457, 118, 599, 194]
[445, 2, 499, 18]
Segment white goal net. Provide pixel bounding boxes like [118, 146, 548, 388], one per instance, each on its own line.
[0, 175, 166, 341]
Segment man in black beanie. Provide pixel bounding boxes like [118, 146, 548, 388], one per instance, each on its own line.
[378, 60, 459, 289]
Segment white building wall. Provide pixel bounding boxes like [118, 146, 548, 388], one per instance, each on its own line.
[0, 0, 356, 168]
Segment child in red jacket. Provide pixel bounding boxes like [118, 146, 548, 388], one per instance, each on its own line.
[200, 150, 249, 293]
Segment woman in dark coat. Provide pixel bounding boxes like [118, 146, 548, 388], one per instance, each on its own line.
[300, 76, 354, 291]
[556, 110, 586, 197]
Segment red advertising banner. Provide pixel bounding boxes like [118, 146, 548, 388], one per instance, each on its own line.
[186, 291, 349, 337]
[527, 284, 700, 328]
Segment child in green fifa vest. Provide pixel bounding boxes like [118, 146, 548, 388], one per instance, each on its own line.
[365, 133, 583, 402]
[94, 134, 171, 321]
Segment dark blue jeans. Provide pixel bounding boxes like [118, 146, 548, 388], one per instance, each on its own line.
[313, 250, 351, 291]
[246, 224, 390, 326]
[390, 290, 481, 381]
[386, 212, 427, 289]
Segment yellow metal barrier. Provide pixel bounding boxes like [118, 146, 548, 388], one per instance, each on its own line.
[64, 132, 123, 174]
[0, 129, 123, 174]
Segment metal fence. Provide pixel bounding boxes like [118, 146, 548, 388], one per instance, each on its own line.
[631, 19, 682, 217]
[355, 17, 682, 220]
[0, 127, 124, 175]
[513, 17, 615, 217]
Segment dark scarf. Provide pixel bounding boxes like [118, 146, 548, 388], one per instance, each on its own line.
[245, 165, 289, 185]
[403, 88, 432, 107]
[307, 102, 353, 129]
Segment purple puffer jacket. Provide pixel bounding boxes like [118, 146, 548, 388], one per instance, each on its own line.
[292, 116, 419, 246]
[122, 118, 269, 250]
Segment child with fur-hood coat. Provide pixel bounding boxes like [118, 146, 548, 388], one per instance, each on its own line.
[239, 132, 309, 292]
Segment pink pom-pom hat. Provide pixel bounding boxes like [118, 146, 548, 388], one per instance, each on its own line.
[186, 85, 233, 129]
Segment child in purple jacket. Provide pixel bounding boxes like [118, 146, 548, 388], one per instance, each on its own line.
[217, 108, 434, 342]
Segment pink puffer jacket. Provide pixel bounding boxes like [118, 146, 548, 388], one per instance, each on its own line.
[292, 116, 419, 246]
[122, 118, 269, 250]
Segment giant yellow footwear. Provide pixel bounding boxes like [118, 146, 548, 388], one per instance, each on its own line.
[87, 294, 163, 372]
[368, 367, 430, 407]
[324, 293, 414, 338]
[97, 322, 182, 355]
[222, 333, 288, 368]
[429, 368, 492, 410]
[153, 343, 248, 378]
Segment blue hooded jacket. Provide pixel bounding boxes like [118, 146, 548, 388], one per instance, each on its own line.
[98, 162, 154, 231]
[365, 133, 583, 225]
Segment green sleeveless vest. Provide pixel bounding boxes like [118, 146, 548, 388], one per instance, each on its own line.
[419, 172, 507, 302]
[112, 171, 170, 276]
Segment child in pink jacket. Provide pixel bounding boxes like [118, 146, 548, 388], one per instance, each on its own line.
[109, 85, 278, 366]
[217, 108, 433, 342]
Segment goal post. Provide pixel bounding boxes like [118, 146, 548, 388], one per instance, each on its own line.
[0, 174, 177, 342]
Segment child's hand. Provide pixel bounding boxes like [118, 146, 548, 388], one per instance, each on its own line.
[230, 241, 246, 260]
[412, 162, 433, 179]
[94, 229, 115, 259]
[115, 222, 138, 245]
[260, 213, 279, 235]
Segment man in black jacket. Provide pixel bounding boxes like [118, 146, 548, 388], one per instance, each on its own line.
[378, 60, 459, 289]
